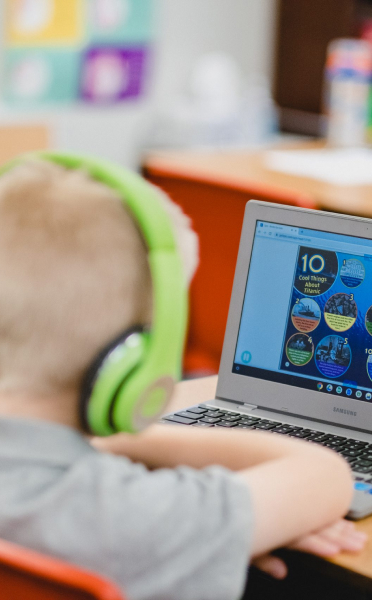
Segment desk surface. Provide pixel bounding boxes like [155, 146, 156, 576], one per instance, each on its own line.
[144, 141, 372, 219]
[169, 376, 372, 581]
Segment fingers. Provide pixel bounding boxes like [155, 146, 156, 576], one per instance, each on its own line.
[254, 519, 368, 582]
[291, 533, 341, 556]
[316, 519, 367, 553]
[290, 519, 368, 556]
[252, 555, 288, 579]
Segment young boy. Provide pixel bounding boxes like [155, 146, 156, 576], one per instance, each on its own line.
[0, 158, 365, 600]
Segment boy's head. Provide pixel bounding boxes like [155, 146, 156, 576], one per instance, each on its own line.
[0, 159, 198, 415]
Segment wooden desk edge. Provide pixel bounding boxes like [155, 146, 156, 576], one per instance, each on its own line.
[143, 143, 372, 219]
[143, 152, 317, 209]
[169, 376, 372, 579]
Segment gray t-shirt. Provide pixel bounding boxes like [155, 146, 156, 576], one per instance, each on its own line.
[0, 418, 252, 600]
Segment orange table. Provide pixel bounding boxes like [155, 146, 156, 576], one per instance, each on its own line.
[144, 140, 372, 218]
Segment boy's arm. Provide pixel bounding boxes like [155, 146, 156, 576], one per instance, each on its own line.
[93, 425, 354, 558]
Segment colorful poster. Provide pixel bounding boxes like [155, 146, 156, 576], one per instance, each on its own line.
[2, 0, 154, 105]
[87, 0, 154, 44]
[3, 49, 80, 104]
[5, 0, 84, 46]
[80, 47, 148, 102]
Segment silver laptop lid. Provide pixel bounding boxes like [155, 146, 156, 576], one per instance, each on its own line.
[218, 200, 372, 432]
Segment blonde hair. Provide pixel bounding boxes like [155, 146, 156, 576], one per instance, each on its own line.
[0, 159, 157, 397]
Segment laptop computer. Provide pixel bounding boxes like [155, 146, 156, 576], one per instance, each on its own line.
[162, 200, 372, 519]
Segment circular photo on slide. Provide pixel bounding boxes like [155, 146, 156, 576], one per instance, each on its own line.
[286, 333, 314, 367]
[367, 355, 372, 383]
[294, 248, 338, 296]
[291, 298, 321, 333]
[340, 258, 365, 289]
[324, 293, 357, 332]
[365, 306, 372, 337]
[315, 335, 351, 378]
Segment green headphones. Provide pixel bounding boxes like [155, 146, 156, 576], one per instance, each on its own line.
[0, 152, 188, 436]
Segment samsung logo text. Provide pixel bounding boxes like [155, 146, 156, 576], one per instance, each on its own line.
[333, 407, 357, 416]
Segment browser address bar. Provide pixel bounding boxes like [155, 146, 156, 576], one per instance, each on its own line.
[262, 231, 372, 256]
[275, 233, 312, 243]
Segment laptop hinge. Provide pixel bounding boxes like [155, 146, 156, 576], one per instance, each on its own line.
[243, 403, 258, 411]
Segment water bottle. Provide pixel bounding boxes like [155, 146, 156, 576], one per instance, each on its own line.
[325, 38, 372, 147]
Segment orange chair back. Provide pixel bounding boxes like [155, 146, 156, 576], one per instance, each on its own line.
[0, 538, 125, 600]
[144, 165, 317, 375]
[0, 125, 49, 166]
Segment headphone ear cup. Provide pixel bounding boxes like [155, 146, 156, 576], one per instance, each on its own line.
[79, 326, 147, 435]
[112, 371, 175, 433]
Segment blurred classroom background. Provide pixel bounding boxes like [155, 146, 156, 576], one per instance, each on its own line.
[0, 0, 276, 166]
[4, 0, 372, 375]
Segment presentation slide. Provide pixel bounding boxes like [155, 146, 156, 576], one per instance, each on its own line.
[280, 245, 372, 389]
[233, 220, 372, 402]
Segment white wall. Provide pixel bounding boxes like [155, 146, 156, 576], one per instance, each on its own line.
[0, 0, 277, 168]
[153, 0, 277, 103]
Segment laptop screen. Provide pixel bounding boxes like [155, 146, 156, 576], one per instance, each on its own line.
[233, 220, 372, 403]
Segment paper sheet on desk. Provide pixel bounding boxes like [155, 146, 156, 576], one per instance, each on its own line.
[265, 148, 372, 186]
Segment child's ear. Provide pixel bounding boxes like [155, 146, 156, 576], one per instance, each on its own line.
[150, 184, 199, 286]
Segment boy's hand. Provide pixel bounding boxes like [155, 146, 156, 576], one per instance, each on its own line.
[252, 519, 368, 579]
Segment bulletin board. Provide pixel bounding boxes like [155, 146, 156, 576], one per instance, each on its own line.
[2, 0, 154, 105]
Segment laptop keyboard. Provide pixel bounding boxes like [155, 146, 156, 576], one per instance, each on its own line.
[162, 406, 372, 480]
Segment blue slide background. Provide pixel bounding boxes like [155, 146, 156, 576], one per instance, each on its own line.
[234, 221, 372, 392]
